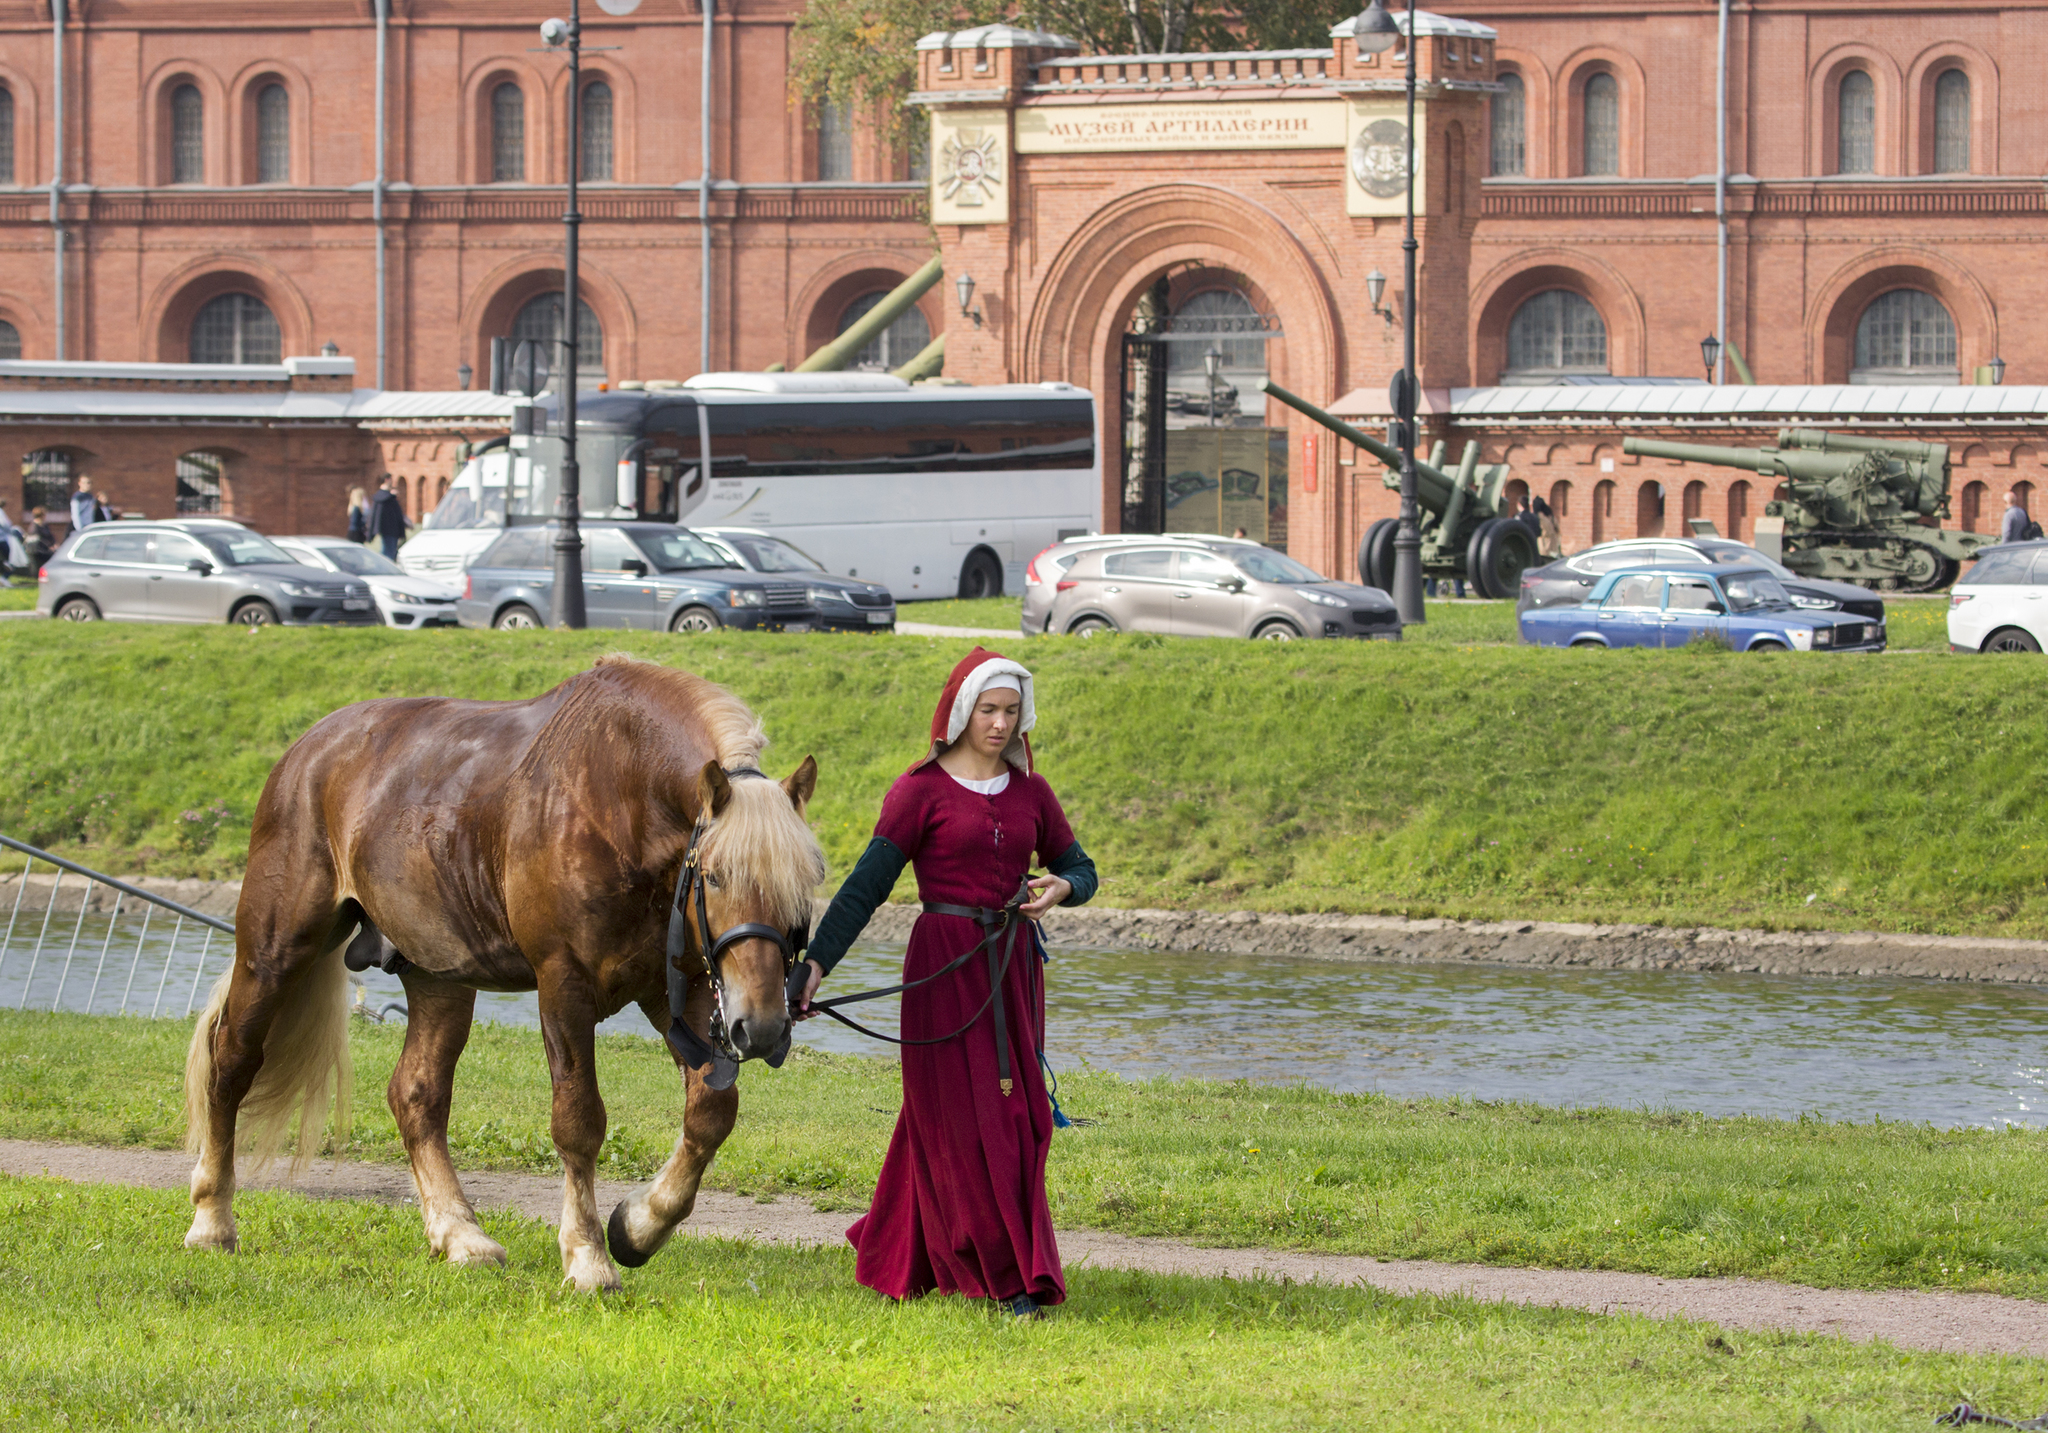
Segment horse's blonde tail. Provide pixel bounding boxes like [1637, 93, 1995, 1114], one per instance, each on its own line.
[183, 944, 353, 1177]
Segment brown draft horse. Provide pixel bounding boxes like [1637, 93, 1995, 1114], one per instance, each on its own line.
[183, 655, 825, 1292]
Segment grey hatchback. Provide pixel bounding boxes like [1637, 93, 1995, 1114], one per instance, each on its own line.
[1047, 539, 1402, 641]
[37, 519, 377, 627]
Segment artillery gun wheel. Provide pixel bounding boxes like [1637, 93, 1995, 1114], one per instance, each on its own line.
[1469, 518, 1538, 601]
[1359, 519, 1398, 593]
[1793, 531, 1956, 595]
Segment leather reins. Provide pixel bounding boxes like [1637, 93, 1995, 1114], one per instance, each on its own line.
[796, 876, 1035, 1097]
[663, 767, 810, 1092]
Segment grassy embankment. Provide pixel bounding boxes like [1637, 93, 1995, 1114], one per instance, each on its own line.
[0, 582, 36, 612]
[5, 1178, 2040, 1432]
[0, 620, 2041, 934]
[8, 1010, 2047, 1301]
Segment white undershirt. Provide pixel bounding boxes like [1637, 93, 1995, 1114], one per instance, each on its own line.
[948, 770, 1011, 796]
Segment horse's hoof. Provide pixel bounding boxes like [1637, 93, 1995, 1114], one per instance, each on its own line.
[606, 1201, 655, 1269]
[184, 1210, 238, 1253]
[563, 1244, 622, 1294]
[444, 1228, 508, 1268]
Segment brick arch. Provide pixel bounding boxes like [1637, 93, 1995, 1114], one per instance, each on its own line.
[788, 252, 943, 367]
[145, 254, 315, 362]
[1489, 48, 1550, 175]
[1810, 44, 1905, 175]
[1023, 182, 1341, 567]
[544, 57, 639, 184]
[1470, 249, 1647, 383]
[1805, 248, 1994, 383]
[1905, 42, 1998, 176]
[1554, 45, 1647, 177]
[143, 60, 227, 186]
[460, 253, 638, 383]
[226, 59, 313, 186]
[462, 58, 548, 185]
[0, 60, 43, 190]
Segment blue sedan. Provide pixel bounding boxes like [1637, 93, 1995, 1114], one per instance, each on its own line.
[1517, 564, 1886, 652]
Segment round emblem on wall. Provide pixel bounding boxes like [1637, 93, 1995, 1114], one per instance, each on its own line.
[940, 129, 1003, 208]
[1350, 119, 1411, 199]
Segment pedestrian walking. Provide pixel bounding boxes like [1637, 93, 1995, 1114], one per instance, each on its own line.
[795, 647, 1099, 1318]
[2002, 490, 2035, 544]
[1532, 495, 1562, 558]
[346, 486, 371, 544]
[23, 508, 54, 572]
[70, 476, 105, 533]
[369, 477, 408, 560]
[0, 498, 24, 583]
[1515, 495, 1542, 543]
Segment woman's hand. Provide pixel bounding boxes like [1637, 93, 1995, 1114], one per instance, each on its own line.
[1020, 874, 1072, 920]
[791, 959, 823, 1020]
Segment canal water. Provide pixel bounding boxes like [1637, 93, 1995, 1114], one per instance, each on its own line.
[8, 915, 2043, 1129]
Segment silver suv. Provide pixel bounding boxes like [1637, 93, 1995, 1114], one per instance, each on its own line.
[36, 518, 376, 627]
[1044, 538, 1401, 641]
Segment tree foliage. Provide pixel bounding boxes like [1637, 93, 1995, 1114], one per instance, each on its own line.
[789, 0, 1360, 147]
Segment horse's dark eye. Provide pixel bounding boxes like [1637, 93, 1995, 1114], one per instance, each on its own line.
[704, 873, 724, 891]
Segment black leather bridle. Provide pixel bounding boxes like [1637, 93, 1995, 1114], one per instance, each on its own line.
[662, 768, 810, 1091]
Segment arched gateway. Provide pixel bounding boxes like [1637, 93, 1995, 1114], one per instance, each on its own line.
[912, 19, 1497, 577]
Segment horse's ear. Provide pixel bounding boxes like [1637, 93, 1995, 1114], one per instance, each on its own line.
[783, 755, 817, 811]
[700, 761, 733, 817]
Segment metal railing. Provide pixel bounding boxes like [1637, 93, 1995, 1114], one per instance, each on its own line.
[0, 833, 235, 1020]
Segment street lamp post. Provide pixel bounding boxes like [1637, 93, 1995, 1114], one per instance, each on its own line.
[1354, 0, 1424, 625]
[542, 8, 588, 629]
[1204, 345, 1223, 428]
[1700, 335, 1722, 384]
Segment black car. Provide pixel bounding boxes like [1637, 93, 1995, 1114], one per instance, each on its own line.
[693, 527, 896, 633]
[1516, 538, 1886, 623]
[455, 522, 820, 633]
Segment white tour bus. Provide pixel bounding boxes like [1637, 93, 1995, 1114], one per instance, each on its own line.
[402, 372, 1099, 600]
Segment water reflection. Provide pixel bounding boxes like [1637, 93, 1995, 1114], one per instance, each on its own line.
[79, 932, 2048, 1131]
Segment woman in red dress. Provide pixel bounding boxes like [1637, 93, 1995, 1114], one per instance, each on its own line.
[795, 646, 1097, 1316]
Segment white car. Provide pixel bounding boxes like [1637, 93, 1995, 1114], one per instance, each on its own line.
[274, 537, 464, 629]
[1947, 540, 2048, 653]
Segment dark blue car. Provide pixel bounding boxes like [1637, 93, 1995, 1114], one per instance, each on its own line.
[456, 522, 820, 633]
[1517, 564, 1886, 652]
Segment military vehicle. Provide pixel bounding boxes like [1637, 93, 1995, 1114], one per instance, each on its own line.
[1620, 430, 1991, 592]
[1256, 378, 1538, 598]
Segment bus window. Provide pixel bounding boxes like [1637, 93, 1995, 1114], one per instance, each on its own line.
[705, 402, 1094, 478]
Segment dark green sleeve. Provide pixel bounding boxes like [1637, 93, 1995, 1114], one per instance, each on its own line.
[807, 837, 909, 976]
[1047, 840, 1098, 907]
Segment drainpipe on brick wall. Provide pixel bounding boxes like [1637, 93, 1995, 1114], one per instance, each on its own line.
[1713, 0, 1728, 386]
[50, 0, 64, 360]
[374, 0, 389, 390]
[699, 0, 713, 375]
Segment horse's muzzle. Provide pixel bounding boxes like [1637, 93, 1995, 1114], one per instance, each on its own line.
[726, 1010, 793, 1065]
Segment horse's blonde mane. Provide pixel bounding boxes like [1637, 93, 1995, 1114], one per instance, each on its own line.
[590, 655, 824, 926]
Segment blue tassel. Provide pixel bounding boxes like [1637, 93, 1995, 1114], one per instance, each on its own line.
[1040, 1049, 1074, 1129]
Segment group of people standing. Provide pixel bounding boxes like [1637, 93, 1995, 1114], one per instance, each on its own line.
[0, 475, 108, 585]
[346, 477, 413, 560]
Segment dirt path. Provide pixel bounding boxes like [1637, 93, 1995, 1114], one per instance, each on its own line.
[6, 1137, 2042, 1359]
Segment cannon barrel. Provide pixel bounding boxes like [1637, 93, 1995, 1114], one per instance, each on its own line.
[1776, 428, 1949, 474]
[1620, 436, 1871, 481]
[1256, 377, 1458, 513]
[795, 255, 944, 373]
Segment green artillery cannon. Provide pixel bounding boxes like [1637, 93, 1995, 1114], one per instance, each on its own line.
[1256, 378, 1537, 598]
[1619, 430, 1992, 592]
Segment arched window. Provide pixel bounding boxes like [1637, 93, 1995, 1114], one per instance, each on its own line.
[1504, 290, 1608, 381]
[190, 292, 281, 364]
[2013, 480, 2035, 520]
[510, 292, 604, 387]
[1852, 289, 1957, 383]
[1960, 479, 1986, 533]
[1727, 479, 1750, 542]
[1491, 72, 1525, 176]
[0, 87, 15, 185]
[817, 101, 853, 181]
[175, 453, 224, 515]
[580, 80, 613, 181]
[1582, 73, 1619, 175]
[1591, 478, 1614, 543]
[491, 82, 525, 183]
[0, 321, 19, 360]
[22, 449, 72, 514]
[1933, 69, 1970, 174]
[257, 84, 290, 184]
[1548, 480, 1571, 521]
[907, 125, 930, 182]
[1636, 480, 1665, 538]
[172, 84, 205, 184]
[1682, 480, 1705, 530]
[837, 291, 932, 372]
[1166, 288, 1271, 421]
[1836, 70, 1875, 174]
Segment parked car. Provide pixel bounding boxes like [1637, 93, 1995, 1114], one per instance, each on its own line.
[1045, 537, 1401, 641]
[456, 521, 820, 633]
[1020, 533, 1188, 635]
[1946, 540, 2048, 652]
[693, 527, 895, 632]
[1517, 538, 1884, 624]
[36, 518, 377, 627]
[1518, 564, 1885, 651]
[274, 536, 463, 629]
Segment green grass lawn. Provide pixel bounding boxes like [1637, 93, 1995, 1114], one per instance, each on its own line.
[897, 594, 1020, 630]
[0, 620, 2040, 934]
[0, 582, 36, 611]
[9, 1011, 2048, 1301]
[6, 1179, 2032, 1432]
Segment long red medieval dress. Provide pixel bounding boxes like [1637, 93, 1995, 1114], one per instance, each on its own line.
[805, 648, 1096, 1306]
